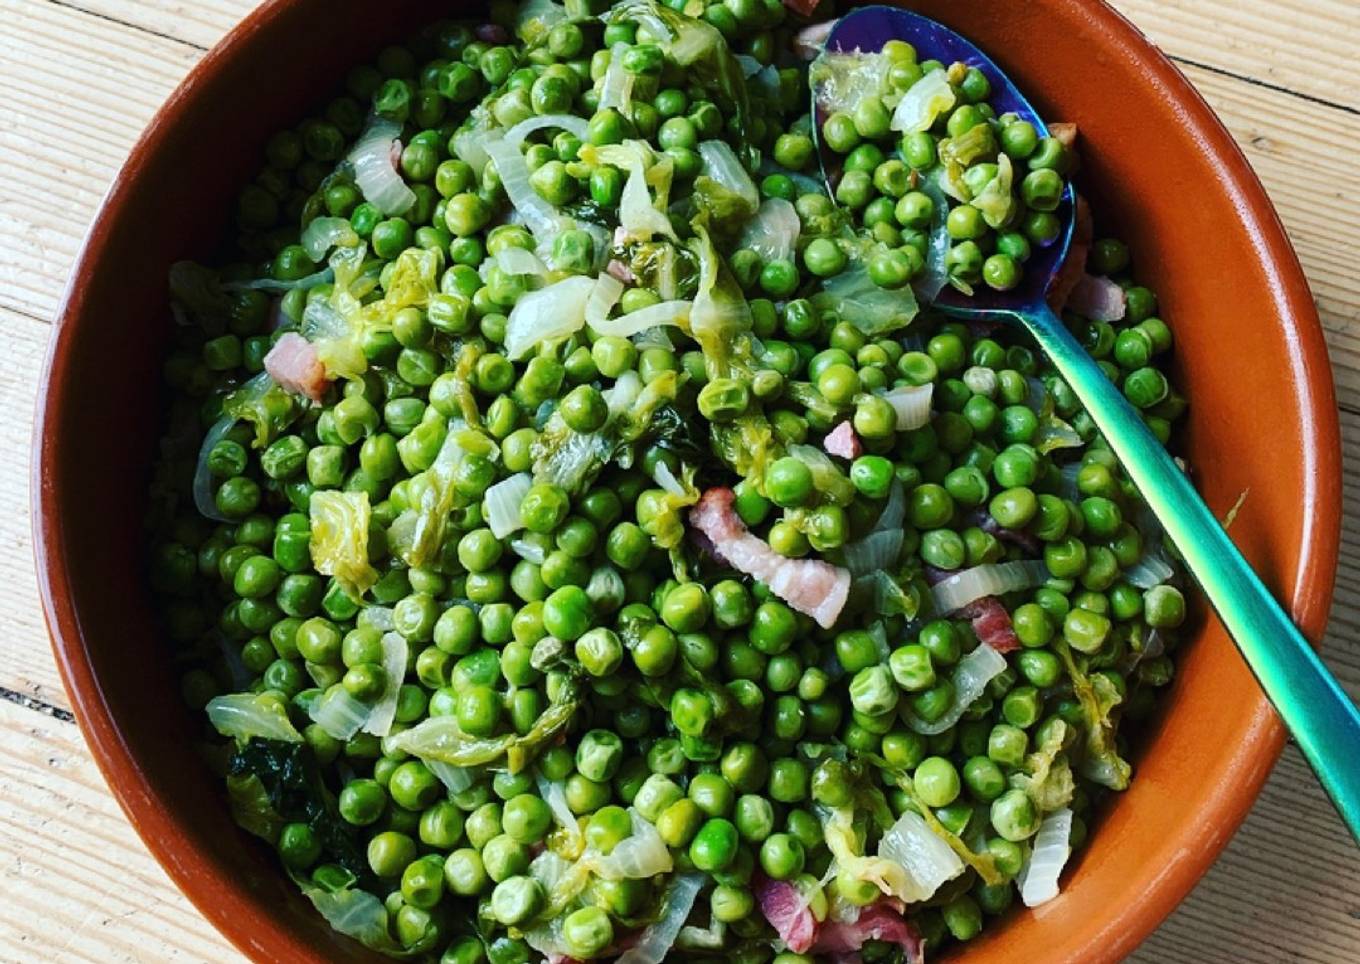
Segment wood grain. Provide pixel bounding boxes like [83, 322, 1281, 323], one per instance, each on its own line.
[0, 698, 242, 963]
[2, 0, 1359, 961]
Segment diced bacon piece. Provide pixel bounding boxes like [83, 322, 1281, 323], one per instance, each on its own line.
[754, 876, 819, 954]
[823, 421, 862, 460]
[1067, 274, 1127, 322]
[811, 903, 925, 964]
[1048, 194, 1093, 314]
[264, 332, 329, 402]
[959, 595, 1021, 653]
[1048, 122, 1078, 149]
[792, 20, 833, 58]
[606, 259, 635, 283]
[689, 488, 851, 629]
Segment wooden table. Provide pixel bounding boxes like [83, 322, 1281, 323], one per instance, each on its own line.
[2, 0, 1358, 960]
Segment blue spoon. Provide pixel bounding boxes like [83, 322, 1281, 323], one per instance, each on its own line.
[817, 5, 1360, 840]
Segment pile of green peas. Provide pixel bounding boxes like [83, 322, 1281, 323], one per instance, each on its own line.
[809, 40, 1075, 294]
[151, 1, 1190, 961]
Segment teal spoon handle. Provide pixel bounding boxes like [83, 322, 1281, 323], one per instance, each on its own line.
[1016, 303, 1360, 840]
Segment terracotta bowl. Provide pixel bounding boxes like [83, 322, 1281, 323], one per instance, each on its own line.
[35, 0, 1340, 961]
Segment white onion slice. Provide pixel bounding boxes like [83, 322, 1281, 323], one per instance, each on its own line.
[301, 217, 359, 263]
[536, 774, 583, 845]
[510, 536, 547, 565]
[361, 631, 407, 737]
[598, 42, 635, 112]
[484, 472, 533, 539]
[504, 275, 596, 359]
[494, 246, 549, 279]
[738, 197, 800, 264]
[309, 685, 372, 741]
[590, 298, 691, 339]
[883, 383, 933, 430]
[1017, 808, 1074, 907]
[616, 873, 704, 964]
[931, 560, 1050, 614]
[652, 461, 686, 498]
[585, 273, 626, 331]
[193, 415, 237, 522]
[348, 116, 415, 215]
[877, 808, 965, 902]
[484, 134, 563, 240]
[901, 643, 1008, 735]
[891, 69, 957, 133]
[427, 759, 476, 795]
[503, 112, 590, 148]
[698, 139, 759, 211]
[589, 809, 673, 879]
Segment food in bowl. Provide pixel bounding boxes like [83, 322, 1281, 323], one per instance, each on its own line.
[147, 0, 1189, 959]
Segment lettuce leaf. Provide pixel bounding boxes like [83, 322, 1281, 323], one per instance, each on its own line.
[1013, 719, 1076, 812]
[309, 490, 380, 600]
[1055, 640, 1132, 790]
[293, 868, 436, 958]
[388, 426, 498, 568]
[221, 371, 300, 449]
[206, 693, 304, 744]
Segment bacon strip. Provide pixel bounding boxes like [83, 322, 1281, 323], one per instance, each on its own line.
[812, 903, 925, 964]
[1067, 273, 1127, 322]
[1048, 194, 1093, 314]
[263, 332, 329, 402]
[754, 876, 819, 953]
[959, 595, 1021, 653]
[823, 421, 862, 460]
[690, 488, 850, 629]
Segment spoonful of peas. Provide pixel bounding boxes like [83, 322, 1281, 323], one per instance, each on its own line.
[815, 4, 1360, 841]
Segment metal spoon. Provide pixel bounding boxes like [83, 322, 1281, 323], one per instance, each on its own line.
[816, 4, 1360, 840]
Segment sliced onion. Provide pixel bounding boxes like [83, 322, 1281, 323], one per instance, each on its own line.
[504, 275, 596, 359]
[484, 134, 563, 240]
[309, 685, 372, 741]
[698, 139, 758, 210]
[616, 873, 705, 964]
[536, 774, 583, 844]
[932, 560, 1051, 614]
[426, 759, 476, 795]
[193, 415, 237, 522]
[361, 631, 407, 737]
[632, 326, 674, 350]
[913, 176, 950, 303]
[739, 198, 800, 264]
[877, 808, 966, 902]
[484, 473, 533, 539]
[1124, 549, 1175, 589]
[590, 298, 691, 339]
[503, 112, 590, 148]
[510, 536, 547, 565]
[585, 273, 626, 331]
[598, 42, 636, 112]
[652, 461, 686, 498]
[605, 370, 642, 417]
[901, 643, 1008, 735]
[349, 116, 415, 216]
[883, 383, 933, 430]
[891, 69, 956, 133]
[301, 217, 360, 263]
[223, 267, 334, 293]
[590, 808, 673, 879]
[609, 147, 676, 241]
[358, 605, 395, 632]
[844, 530, 903, 577]
[495, 246, 549, 279]
[206, 693, 303, 743]
[1017, 808, 1073, 907]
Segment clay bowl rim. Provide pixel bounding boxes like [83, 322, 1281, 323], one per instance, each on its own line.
[33, 0, 1342, 961]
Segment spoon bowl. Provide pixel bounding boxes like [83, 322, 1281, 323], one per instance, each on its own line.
[814, 4, 1360, 840]
[819, 5, 1076, 315]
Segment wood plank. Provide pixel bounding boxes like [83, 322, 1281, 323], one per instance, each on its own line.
[1112, 0, 1360, 111]
[50, 0, 249, 50]
[0, 0, 202, 322]
[0, 698, 243, 962]
[0, 310, 68, 711]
